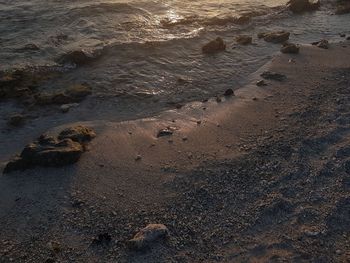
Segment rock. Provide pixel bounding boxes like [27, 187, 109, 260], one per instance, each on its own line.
[312, 39, 329, 49]
[35, 84, 91, 105]
[261, 71, 287, 81]
[202, 37, 226, 54]
[336, 2, 350, 15]
[92, 233, 112, 246]
[256, 80, 268, 86]
[60, 103, 79, 113]
[258, 32, 267, 39]
[281, 43, 300, 54]
[233, 15, 251, 25]
[3, 126, 96, 173]
[4, 138, 84, 173]
[127, 224, 169, 250]
[263, 31, 290, 44]
[287, 0, 320, 13]
[7, 114, 25, 127]
[236, 35, 252, 45]
[347, 36, 350, 41]
[224, 88, 234, 96]
[157, 128, 174, 138]
[56, 50, 95, 66]
[340, 33, 346, 38]
[20, 43, 40, 51]
[58, 126, 96, 143]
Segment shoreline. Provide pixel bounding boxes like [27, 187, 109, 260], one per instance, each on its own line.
[1, 41, 350, 262]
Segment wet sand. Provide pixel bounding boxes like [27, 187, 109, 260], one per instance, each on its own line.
[1, 41, 350, 262]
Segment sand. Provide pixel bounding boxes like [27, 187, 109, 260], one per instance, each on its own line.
[1, 41, 350, 262]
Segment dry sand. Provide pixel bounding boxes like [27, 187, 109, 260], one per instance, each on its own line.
[1, 41, 350, 262]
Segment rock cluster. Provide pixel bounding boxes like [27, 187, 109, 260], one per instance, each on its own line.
[3, 126, 96, 173]
[202, 37, 226, 54]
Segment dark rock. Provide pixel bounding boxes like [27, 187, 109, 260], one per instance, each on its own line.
[256, 80, 268, 86]
[233, 15, 251, 25]
[281, 43, 300, 54]
[7, 114, 25, 127]
[56, 50, 95, 66]
[157, 128, 174, 138]
[3, 126, 95, 173]
[92, 233, 112, 246]
[35, 84, 92, 105]
[58, 125, 96, 143]
[224, 88, 234, 96]
[19, 43, 40, 51]
[312, 39, 329, 49]
[127, 224, 169, 250]
[287, 0, 320, 13]
[347, 36, 350, 41]
[261, 71, 287, 81]
[340, 33, 346, 38]
[263, 31, 290, 44]
[336, 2, 350, 15]
[202, 37, 226, 54]
[258, 32, 267, 39]
[236, 35, 252, 45]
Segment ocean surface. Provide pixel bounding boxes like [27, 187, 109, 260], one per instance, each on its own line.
[0, 0, 350, 120]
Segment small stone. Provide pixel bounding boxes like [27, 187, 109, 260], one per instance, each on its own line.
[263, 31, 290, 43]
[261, 71, 287, 81]
[7, 114, 25, 127]
[340, 33, 346, 38]
[312, 39, 329, 49]
[60, 103, 79, 113]
[127, 224, 169, 250]
[202, 37, 226, 54]
[224, 88, 234, 96]
[287, 0, 320, 13]
[135, 155, 142, 161]
[216, 96, 222, 103]
[236, 35, 252, 45]
[281, 43, 300, 54]
[157, 128, 174, 138]
[256, 80, 267, 86]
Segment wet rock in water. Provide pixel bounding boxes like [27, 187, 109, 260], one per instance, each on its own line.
[257, 32, 267, 39]
[233, 15, 251, 25]
[19, 43, 40, 51]
[127, 224, 169, 250]
[58, 125, 96, 143]
[60, 103, 79, 113]
[347, 36, 350, 41]
[36, 84, 92, 105]
[7, 114, 25, 127]
[256, 80, 268, 86]
[340, 33, 346, 38]
[202, 37, 226, 54]
[312, 39, 329, 49]
[261, 71, 287, 81]
[335, 1, 350, 15]
[56, 50, 95, 66]
[281, 43, 300, 54]
[157, 128, 174, 138]
[224, 88, 234, 96]
[287, 0, 320, 13]
[3, 126, 95, 173]
[236, 35, 253, 45]
[263, 31, 290, 44]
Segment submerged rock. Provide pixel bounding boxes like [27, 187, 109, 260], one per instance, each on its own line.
[7, 114, 25, 127]
[3, 126, 95, 173]
[281, 43, 300, 54]
[127, 224, 169, 250]
[233, 15, 251, 25]
[263, 31, 290, 44]
[287, 0, 320, 13]
[202, 37, 226, 54]
[261, 71, 287, 81]
[56, 50, 95, 66]
[236, 35, 253, 45]
[35, 84, 92, 105]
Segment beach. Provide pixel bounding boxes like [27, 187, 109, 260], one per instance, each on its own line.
[1, 40, 350, 262]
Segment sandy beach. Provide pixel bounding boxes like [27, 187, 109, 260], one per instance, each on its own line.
[1, 39, 350, 262]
